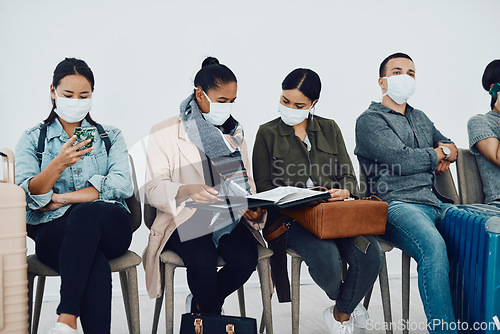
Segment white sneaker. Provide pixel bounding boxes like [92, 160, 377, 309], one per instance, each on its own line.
[186, 293, 194, 313]
[323, 306, 354, 334]
[48, 322, 77, 334]
[351, 303, 370, 328]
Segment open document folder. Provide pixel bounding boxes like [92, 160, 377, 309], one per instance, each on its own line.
[185, 186, 331, 212]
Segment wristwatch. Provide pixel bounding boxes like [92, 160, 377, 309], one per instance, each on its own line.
[438, 146, 451, 160]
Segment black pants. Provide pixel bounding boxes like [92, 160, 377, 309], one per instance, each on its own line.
[165, 221, 258, 314]
[33, 202, 132, 333]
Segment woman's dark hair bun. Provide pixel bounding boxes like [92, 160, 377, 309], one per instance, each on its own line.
[194, 56, 236, 92]
[202, 57, 220, 68]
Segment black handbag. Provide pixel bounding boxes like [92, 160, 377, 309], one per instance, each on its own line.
[180, 313, 257, 334]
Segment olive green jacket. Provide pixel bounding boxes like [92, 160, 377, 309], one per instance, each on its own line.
[253, 114, 358, 197]
[252, 114, 358, 302]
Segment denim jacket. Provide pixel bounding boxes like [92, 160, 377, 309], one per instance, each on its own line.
[15, 118, 132, 225]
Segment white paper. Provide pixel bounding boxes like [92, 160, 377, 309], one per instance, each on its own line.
[245, 186, 327, 205]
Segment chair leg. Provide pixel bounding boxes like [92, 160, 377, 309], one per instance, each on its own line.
[119, 271, 132, 333]
[165, 263, 176, 334]
[363, 286, 374, 310]
[379, 253, 393, 334]
[259, 293, 272, 334]
[402, 253, 411, 334]
[259, 308, 265, 334]
[32, 276, 46, 334]
[237, 286, 246, 317]
[120, 268, 141, 334]
[257, 257, 273, 334]
[27, 273, 35, 334]
[291, 256, 302, 334]
[151, 262, 165, 334]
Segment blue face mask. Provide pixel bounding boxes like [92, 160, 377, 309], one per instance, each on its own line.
[202, 90, 233, 126]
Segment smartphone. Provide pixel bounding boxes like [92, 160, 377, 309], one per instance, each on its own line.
[74, 126, 96, 155]
[489, 83, 500, 98]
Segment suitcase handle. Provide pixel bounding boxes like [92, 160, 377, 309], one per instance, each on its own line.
[0, 148, 15, 184]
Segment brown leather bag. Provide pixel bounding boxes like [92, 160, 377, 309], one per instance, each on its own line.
[280, 196, 388, 239]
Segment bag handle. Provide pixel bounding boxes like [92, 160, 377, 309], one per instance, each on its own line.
[364, 195, 383, 202]
[191, 318, 236, 334]
[264, 216, 293, 242]
[194, 318, 203, 334]
[0, 147, 15, 184]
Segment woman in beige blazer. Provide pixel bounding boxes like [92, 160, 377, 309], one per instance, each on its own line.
[143, 57, 265, 314]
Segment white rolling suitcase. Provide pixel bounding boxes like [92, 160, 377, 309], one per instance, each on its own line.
[0, 148, 28, 333]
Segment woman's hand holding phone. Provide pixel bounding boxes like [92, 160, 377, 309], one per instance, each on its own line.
[55, 135, 94, 169]
[28, 135, 92, 195]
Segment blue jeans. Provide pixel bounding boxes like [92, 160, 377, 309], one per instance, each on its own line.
[383, 201, 456, 334]
[287, 223, 383, 314]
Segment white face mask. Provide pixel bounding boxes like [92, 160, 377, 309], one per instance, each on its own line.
[202, 90, 233, 126]
[383, 74, 416, 105]
[53, 88, 92, 123]
[278, 102, 315, 126]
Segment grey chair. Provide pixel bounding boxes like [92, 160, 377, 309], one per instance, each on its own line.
[354, 167, 411, 334]
[27, 155, 142, 334]
[435, 168, 460, 204]
[456, 148, 485, 204]
[287, 242, 395, 334]
[144, 203, 274, 334]
[287, 238, 400, 334]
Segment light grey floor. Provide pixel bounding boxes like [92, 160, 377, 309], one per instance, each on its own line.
[35, 276, 427, 334]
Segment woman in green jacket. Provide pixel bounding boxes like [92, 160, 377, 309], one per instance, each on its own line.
[252, 68, 382, 334]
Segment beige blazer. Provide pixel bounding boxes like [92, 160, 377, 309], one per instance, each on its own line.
[143, 116, 265, 298]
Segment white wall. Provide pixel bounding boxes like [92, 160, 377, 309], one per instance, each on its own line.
[1, 0, 498, 299]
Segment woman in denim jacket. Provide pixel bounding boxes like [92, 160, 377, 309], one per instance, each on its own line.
[15, 58, 132, 334]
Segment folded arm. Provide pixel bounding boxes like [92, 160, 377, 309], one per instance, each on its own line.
[356, 114, 441, 176]
[475, 137, 500, 167]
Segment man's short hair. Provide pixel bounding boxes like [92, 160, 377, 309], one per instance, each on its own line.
[379, 53, 413, 77]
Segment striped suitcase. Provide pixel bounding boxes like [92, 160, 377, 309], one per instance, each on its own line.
[440, 205, 500, 334]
